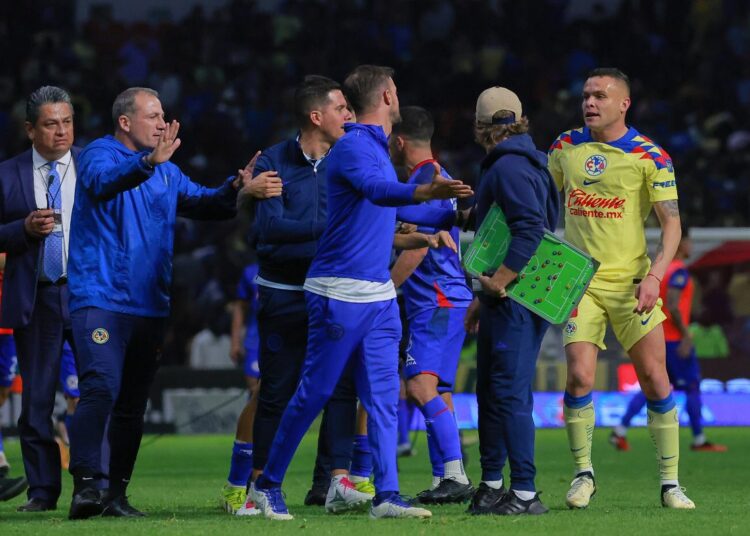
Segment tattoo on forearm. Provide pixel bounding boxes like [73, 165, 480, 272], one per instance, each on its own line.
[656, 232, 664, 260]
[657, 199, 680, 217]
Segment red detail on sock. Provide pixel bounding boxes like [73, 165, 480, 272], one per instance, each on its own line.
[432, 407, 451, 418]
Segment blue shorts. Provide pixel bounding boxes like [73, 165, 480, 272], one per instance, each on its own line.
[403, 307, 467, 390]
[0, 334, 17, 388]
[60, 342, 79, 398]
[244, 345, 260, 379]
[665, 341, 700, 390]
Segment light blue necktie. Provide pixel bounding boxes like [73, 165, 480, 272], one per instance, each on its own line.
[42, 161, 64, 282]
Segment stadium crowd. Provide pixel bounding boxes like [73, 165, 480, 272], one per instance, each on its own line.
[0, 0, 749, 365]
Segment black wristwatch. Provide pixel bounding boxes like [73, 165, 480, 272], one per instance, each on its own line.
[141, 155, 155, 170]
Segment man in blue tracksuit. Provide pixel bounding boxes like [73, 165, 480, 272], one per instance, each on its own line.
[67, 87, 245, 519]
[464, 87, 560, 516]
[389, 106, 474, 503]
[251, 65, 473, 520]
[241, 75, 376, 515]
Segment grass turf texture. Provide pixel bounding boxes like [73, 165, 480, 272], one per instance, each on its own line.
[0, 427, 747, 535]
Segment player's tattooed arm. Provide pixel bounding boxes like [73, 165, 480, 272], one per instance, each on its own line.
[634, 199, 682, 315]
[650, 199, 682, 279]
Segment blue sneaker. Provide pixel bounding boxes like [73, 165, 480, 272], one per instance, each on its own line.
[370, 494, 432, 519]
[249, 482, 293, 520]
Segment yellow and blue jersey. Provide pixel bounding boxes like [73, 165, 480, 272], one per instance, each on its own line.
[547, 126, 678, 290]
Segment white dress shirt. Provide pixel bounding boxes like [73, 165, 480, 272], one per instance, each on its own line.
[32, 147, 77, 278]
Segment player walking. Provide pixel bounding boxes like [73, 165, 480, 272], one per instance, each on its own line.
[548, 68, 695, 509]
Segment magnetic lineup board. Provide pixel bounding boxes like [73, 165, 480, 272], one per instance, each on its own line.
[463, 204, 600, 324]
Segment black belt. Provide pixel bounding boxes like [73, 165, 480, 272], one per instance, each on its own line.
[38, 277, 68, 287]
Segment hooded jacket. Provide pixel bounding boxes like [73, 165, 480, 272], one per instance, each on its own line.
[68, 135, 237, 317]
[476, 133, 560, 273]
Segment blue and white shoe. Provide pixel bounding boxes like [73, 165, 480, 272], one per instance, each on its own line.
[249, 482, 293, 520]
[370, 494, 432, 519]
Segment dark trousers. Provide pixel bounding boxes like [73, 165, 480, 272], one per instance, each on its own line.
[253, 286, 357, 475]
[14, 283, 75, 503]
[68, 307, 163, 495]
[476, 298, 548, 492]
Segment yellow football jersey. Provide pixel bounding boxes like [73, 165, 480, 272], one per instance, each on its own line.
[547, 126, 678, 290]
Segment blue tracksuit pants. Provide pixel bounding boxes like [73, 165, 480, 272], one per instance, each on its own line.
[263, 292, 401, 494]
[476, 298, 548, 492]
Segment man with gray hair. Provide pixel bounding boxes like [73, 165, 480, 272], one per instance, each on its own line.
[0, 85, 79, 512]
[65, 87, 258, 519]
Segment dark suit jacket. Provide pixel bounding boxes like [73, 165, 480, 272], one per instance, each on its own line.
[0, 147, 81, 328]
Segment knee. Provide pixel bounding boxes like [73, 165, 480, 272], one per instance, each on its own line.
[566, 366, 595, 394]
[406, 375, 438, 406]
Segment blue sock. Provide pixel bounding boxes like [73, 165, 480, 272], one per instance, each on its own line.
[421, 396, 462, 463]
[563, 391, 592, 409]
[622, 391, 647, 427]
[646, 393, 676, 414]
[426, 424, 445, 477]
[685, 385, 703, 437]
[0, 429, 4, 453]
[227, 441, 254, 487]
[397, 399, 410, 445]
[350, 434, 373, 478]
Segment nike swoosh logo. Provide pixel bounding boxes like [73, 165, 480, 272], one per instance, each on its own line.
[582, 179, 601, 186]
[571, 447, 585, 452]
[640, 314, 654, 326]
[661, 456, 676, 460]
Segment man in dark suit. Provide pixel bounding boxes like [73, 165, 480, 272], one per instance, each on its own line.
[0, 86, 78, 512]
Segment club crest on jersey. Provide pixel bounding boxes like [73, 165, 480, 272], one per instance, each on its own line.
[584, 154, 607, 177]
[91, 328, 109, 344]
[564, 321, 577, 336]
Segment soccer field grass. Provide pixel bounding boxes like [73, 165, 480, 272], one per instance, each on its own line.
[1, 427, 747, 535]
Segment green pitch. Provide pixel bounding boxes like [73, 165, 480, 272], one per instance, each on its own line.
[463, 204, 599, 324]
[0, 427, 747, 535]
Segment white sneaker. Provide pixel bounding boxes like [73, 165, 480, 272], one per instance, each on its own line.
[370, 494, 432, 519]
[566, 472, 596, 509]
[662, 486, 696, 509]
[325, 476, 373, 513]
[249, 482, 293, 520]
[235, 497, 261, 516]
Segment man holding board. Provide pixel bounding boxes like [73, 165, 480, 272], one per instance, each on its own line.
[464, 87, 559, 516]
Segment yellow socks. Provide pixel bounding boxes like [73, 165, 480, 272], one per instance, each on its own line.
[647, 395, 680, 484]
[563, 392, 595, 474]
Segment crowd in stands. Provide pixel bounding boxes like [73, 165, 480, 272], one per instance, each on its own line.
[1, 0, 748, 364]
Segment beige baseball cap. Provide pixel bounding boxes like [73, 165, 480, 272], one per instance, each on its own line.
[475, 87, 523, 125]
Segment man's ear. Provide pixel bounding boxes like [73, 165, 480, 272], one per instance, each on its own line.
[383, 88, 393, 106]
[309, 110, 323, 127]
[118, 115, 131, 133]
[24, 121, 34, 142]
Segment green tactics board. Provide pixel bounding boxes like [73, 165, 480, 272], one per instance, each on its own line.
[463, 204, 600, 325]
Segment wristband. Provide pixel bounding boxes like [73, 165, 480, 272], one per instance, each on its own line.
[141, 155, 155, 170]
[647, 272, 662, 283]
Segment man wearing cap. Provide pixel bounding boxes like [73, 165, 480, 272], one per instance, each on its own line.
[464, 87, 559, 515]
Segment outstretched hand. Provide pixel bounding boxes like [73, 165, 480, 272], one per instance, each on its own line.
[147, 120, 181, 166]
[414, 162, 473, 201]
[425, 230, 457, 252]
